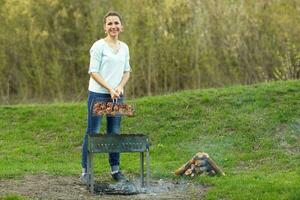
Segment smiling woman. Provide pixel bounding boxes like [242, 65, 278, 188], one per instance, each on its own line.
[80, 11, 132, 183]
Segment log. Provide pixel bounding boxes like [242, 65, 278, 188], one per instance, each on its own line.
[207, 156, 225, 176]
[174, 158, 195, 175]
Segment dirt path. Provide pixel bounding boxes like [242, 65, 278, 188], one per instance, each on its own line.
[0, 174, 208, 200]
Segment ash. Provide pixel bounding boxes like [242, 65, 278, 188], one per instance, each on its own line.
[94, 179, 142, 195]
[94, 177, 206, 197]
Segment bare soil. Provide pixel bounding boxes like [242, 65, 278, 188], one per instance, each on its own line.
[0, 174, 208, 200]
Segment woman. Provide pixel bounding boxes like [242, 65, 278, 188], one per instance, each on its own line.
[80, 11, 131, 183]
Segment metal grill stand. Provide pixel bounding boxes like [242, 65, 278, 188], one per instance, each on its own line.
[87, 134, 150, 194]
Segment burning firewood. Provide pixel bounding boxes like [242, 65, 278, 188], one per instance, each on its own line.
[175, 152, 225, 177]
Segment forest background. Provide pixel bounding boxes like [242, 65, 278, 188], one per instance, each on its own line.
[0, 0, 299, 104]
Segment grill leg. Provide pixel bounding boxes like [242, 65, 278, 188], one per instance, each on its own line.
[140, 152, 144, 187]
[146, 150, 150, 190]
[91, 153, 94, 194]
[87, 152, 94, 194]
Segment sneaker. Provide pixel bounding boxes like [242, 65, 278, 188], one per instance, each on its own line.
[80, 172, 89, 185]
[111, 171, 126, 181]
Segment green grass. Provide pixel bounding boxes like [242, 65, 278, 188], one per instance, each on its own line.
[0, 195, 25, 200]
[1, 80, 300, 199]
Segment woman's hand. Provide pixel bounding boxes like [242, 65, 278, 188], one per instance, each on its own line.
[109, 88, 120, 99]
[115, 85, 124, 96]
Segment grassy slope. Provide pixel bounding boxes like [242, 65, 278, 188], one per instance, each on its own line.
[0, 80, 300, 200]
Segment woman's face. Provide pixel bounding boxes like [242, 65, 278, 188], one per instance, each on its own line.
[104, 16, 123, 38]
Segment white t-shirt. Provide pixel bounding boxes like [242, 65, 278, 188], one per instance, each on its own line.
[88, 39, 131, 93]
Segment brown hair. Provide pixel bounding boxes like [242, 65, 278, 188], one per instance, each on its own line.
[103, 11, 122, 24]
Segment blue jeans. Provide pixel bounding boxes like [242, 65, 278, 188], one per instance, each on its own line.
[81, 91, 123, 169]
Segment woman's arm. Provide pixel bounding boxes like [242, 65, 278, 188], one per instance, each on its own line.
[115, 71, 130, 95]
[90, 72, 119, 99]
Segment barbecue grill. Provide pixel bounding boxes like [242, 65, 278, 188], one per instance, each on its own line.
[86, 133, 150, 194]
